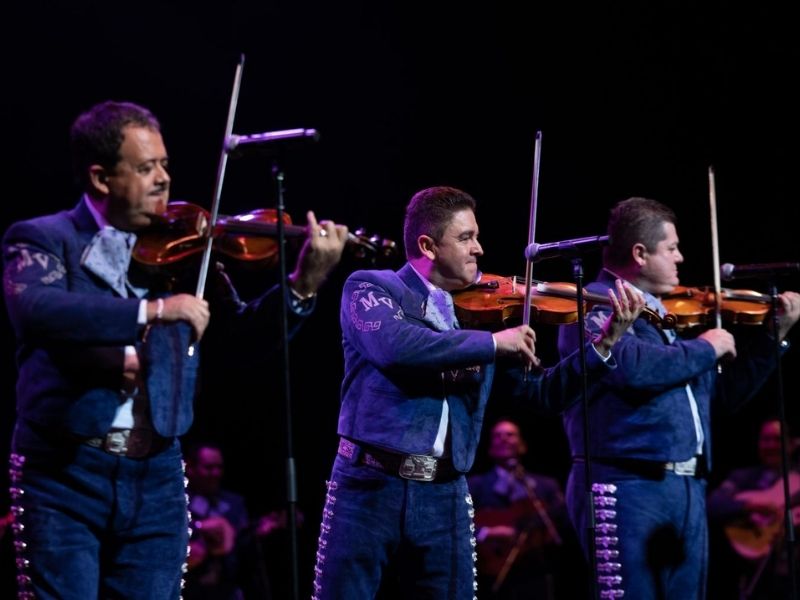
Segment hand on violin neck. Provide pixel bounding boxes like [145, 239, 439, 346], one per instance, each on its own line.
[492, 324, 541, 370]
[210, 262, 246, 311]
[776, 290, 800, 341]
[290, 211, 349, 297]
[593, 279, 646, 357]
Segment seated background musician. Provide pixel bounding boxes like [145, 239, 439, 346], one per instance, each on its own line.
[468, 417, 586, 600]
[707, 417, 800, 600]
[185, 442, 303, 600]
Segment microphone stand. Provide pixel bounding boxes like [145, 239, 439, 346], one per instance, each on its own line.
[768, 279, 797, 600]
[572, 256, 600, 600]
[272, 159, 301, 600]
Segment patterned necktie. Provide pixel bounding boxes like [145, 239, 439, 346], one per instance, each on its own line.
[81, 226, 144, 298]
[426, 289, 458, 332]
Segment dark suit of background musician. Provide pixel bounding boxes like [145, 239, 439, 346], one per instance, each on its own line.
[185, 442, 273, 600]
[708, 418, 800, 600]
[469, 418, 585, 600]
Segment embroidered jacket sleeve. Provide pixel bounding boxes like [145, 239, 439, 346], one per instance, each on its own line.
[342, 273, 496, 371]
[560, 306, 718, 392]
[3, 218, 141, 346]
[560, 303, 784, 410]
[344, 271, 611, 412]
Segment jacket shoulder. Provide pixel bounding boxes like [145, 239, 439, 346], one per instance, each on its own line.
[3, 210, 76, 245]
[344, 268, 410, 295]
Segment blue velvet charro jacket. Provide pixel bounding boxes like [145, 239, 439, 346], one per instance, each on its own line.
[337, 263, 609, 473]
[558, 270, 783, 469]
[2, 198, 309, 439]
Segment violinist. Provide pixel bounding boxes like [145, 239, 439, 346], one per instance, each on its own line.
[311, 185, 645, 599]
[0, 100, 347, 599]
[557, 196, 800, 600]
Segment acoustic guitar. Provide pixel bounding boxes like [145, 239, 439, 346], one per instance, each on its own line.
[724, 472, 800, 561]
[474, 499, 557, 578]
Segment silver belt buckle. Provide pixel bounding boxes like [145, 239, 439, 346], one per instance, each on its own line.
[104, 430, 131, 455]
[673, 456, 697, 476]
[399, 454, 438, 481]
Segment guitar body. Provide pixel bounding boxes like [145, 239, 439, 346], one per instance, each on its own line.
[724, 472, 800, 560]
[474, 500, 553, 577]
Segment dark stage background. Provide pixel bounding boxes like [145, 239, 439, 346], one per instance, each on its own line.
[2, 2, 800, 596]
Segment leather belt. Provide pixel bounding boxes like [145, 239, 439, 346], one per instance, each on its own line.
[664, 456, 698, 476]
[84, 428, 171, 459]
[573, 455, 705, 479]
[338, 438, 459, 482]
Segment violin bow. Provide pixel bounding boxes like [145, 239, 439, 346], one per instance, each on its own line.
[520, 131, 543, 379]
[709, 165, 725, 375]
[522, 131, 543, 329]
[708, 165, 723, 329]
[195, 53, 245, 300]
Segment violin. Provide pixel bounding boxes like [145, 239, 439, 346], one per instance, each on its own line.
[661, 285, 771, 331]
[453, 274, 665, 331]
[132, 201, 396, 269]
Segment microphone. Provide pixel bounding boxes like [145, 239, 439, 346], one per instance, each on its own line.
[525, 235, 610, 263]
[225, 128, 320, 153]
[720, 262, 800, 281]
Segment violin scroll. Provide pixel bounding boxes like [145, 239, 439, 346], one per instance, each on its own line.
[350, 227, 398, 262]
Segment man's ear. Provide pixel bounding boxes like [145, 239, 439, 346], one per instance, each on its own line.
[632, 242, 648, 267]
[418, 235, 437, 260]
[88, 166, 109, 193]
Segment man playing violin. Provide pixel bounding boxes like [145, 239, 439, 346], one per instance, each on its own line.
[1, 100, 348, 599]
[558, 196, 800, 600]
[311, 185, 645, 599]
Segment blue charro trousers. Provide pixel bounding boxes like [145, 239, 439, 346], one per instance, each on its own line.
[312, 453, 477, 600]
[9, 420, 189, 599]
[567, 462, 708, 600]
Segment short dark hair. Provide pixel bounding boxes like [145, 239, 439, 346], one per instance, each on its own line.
[403, 186, 476, 259]
[70, 100, 161, 188]
[604, 197, 677, 269]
